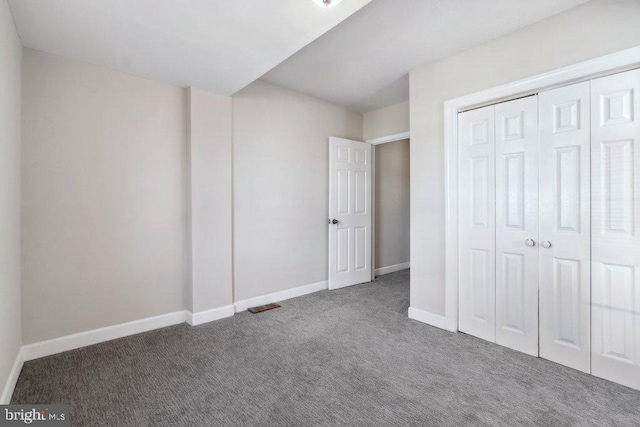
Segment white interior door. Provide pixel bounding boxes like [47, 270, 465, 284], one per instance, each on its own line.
[458, 105, 497, 342]
[328, 137, 372, 290]
[495, 96, 539, 357]
[591, 68, 640, 390]
[538, 81, 591, 373]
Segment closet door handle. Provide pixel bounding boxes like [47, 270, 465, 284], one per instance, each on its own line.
[525, 239, 536, 247]
[542, 240, 552, 249]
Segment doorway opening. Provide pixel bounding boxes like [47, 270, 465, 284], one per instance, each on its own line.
[372, 136, 410, 279]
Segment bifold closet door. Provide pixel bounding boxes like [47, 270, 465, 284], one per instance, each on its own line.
[591, 68, 640, 390]
[538, 82, 591, 373]
[495, 96, 539, 357]
[458, 105, 496, 342]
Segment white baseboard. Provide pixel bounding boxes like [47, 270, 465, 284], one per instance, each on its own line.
[408, 307, 457, 332]
[186, 305, 234, 326]
[7, 282, 327, 399]
[1, 348, 23, 404]
[375, 262, 410, 277]
[234, 280, 328, 313]
[22, 310, 187, 362]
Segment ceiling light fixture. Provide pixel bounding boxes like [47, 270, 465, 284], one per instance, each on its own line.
[312, 0, 343, 8]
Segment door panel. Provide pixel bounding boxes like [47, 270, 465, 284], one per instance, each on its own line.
[495, 96, 539, 357]
[458, 105, 496, 342]
[502, 252, 525, 333]
[591, 69, 640, 390]
[504, 152, 525, 229]
[337, 228, 349, 273]
[354, 227, 367, 270]
[329, 137, 372, 290]
[539, 81, 591, 373]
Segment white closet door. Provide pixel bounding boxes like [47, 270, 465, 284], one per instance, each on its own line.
[495, 96, 539, 356]
[458, 105, 496, 342]
[538, 82, 591, 373]
[591, 68, 640, 390]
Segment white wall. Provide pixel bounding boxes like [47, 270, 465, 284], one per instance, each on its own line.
[410, 0, 640, 315]
[21, 49, 188, 344]
[233, 80, 362, 301]
[363, 101, 409, 141]
[19, 51, 363, 343]
[187, 87, 233, 314]
[0, 0, 22, 403]
[375, 139, 410, 270]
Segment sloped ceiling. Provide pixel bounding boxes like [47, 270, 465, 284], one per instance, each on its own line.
[8, 0, 372, 95]
[262, 0, 591, 112]
[9, 0, 590, 111]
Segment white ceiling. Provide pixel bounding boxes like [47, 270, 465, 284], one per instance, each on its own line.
[8, 0, 372, 96]
[8, 0, 590, 111]
[262, 0, 591, 112]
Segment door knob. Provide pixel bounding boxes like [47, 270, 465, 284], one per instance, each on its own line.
[542, 240, 552, 249]
[525, 239, 536, 247]
[329, 219, 339, 225]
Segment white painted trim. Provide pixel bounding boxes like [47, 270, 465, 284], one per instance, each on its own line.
[1, 348, 23, 404]
[186, 305, 234, 326]
[234, 280, 328, 313]
[371, 144, 376, 282]
[12, 278, 329, 372]
[375, 262, 410, 277]
[408, 307, 457, 331]
[366, 131, 410, 145]
[22, 311, 187, 361]
[443, 46, 640, 333]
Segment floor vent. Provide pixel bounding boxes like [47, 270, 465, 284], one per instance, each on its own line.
[248, 303, 281, 314]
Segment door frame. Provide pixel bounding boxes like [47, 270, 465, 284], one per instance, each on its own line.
[365, 131, 411, 281]
[435, 46, 640, 333]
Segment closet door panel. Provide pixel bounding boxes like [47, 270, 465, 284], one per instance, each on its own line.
[495, 96, 539, 356]
[591, 68, 640, 390]
[539, 81, 591, 373]
[458, 106, 496, 342]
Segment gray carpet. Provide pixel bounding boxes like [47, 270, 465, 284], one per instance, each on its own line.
[11, 270, 640, 426]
